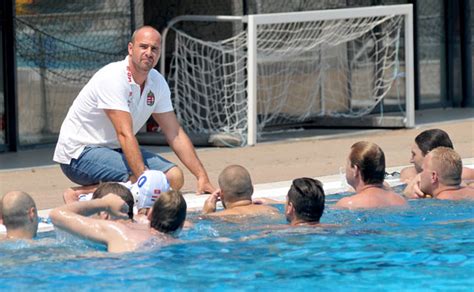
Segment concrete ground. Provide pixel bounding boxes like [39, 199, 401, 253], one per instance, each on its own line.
[0, 108, 473, 210]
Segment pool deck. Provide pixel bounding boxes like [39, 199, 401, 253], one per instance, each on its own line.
[0, 107, 473, 212]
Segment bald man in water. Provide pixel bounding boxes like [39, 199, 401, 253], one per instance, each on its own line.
[202, 165, 280, 218]
[1, 191, 39, 240]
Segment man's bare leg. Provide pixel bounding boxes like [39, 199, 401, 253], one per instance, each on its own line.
[165, 166, 184, 191]
[63, 184, 99, 204]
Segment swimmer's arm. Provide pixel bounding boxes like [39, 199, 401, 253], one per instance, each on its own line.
[462, 167, 474, 180]
[334, 197, 351, 209]
[382, 181, 394, 191]
[334, 196, 365, 210]
[252, 197, 284, 205]
[403, 174, 425, 199]
[462, 167, 474, 187]
[50, 194, 129, 244]
[201, 212, 225, 218]
[202, 189, 220, 215]
[400, 166, 416, 183]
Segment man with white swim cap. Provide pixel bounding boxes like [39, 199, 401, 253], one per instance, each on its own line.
[130, 170, 170, 211]
[73, 170, 170, 219]
[0, 191, 38, 240]
[50, 190, 187, 253]
[419, 147, 474, 200]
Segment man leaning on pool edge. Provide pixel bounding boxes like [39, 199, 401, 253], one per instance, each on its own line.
[53, 26, 215, 194]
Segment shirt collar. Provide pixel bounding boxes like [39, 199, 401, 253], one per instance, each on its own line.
[124, 56, 154, 88]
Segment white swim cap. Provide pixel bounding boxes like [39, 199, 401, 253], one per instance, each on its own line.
[78, 193, 93, 202]
[130, 170, 170, 209]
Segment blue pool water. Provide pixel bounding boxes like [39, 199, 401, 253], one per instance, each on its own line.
[1, 189, 473, 291]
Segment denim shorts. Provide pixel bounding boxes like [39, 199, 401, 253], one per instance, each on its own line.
[60, 146, 176, 185]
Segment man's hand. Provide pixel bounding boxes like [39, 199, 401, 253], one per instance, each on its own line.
[102, 193, 130, 220]
[153, 112, 215, 195]
[202, 189, 220, 214]
[404, 174, 426, 199]
[197, 176, 216, 195]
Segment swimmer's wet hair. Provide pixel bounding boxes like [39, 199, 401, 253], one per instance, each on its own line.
[415, 129, 453, 155]
[92, 182, 134, 219]
[287, 178, 325, 222]
[150, 190, 187, 234]
[429, 147, 462, 186]
[1, 191, 37, 230]
[350, 141, 385, 185]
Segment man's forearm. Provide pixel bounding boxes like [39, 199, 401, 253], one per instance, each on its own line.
[105, 109, 146, 182]
[118, 134, 146, 182]
[54, 198, 108, 217]
[169, 128, 208, 180]
[202, 201, 217, 214]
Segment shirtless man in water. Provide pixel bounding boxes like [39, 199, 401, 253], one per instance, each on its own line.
[50, 190, 186, 253]
[335, 141, 407, 209]
[1, 191, 38, 240]
[238, 177, 331, 241]
[284, 177, 326, 225]
[401, 129, 474, 198]
[202, 165, 280, 218]
[419, 147, 474, 200]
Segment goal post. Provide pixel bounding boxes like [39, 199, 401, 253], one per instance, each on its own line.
[160, 4, 415, 147]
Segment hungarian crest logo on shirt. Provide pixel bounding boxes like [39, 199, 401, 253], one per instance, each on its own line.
[146, 90, 155, 106]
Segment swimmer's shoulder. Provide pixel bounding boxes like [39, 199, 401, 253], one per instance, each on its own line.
[430, 186, 473, 200]
[462, 167, 474, 181]
[384, 189, 408, 205]
[235, 204, 281, 217]
[198, 209, 239, 221]
[334, 195, 356, 209]
[449, 187, 474, 200]
[255, 203, 280, 213]
[252, 197, 284, 205]
[400, 166, 417, 182]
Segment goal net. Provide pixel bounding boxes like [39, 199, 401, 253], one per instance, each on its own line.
[164, 5, 414, 146]
[14, 0, 141, 145]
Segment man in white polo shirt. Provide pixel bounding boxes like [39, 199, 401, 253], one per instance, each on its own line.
[53, 26, 214, 194]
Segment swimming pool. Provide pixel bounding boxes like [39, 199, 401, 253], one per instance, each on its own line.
[1, 186, 473, 291]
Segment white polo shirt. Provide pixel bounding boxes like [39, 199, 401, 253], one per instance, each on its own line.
[53, 57, 173, 164]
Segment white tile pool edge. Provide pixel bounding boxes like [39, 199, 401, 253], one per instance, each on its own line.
[2, 158, 473, 234]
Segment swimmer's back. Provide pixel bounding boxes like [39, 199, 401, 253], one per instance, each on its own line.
[106, 221, 174, 253]
[208, 204, 280, 218]
[336, 188, 407, 210]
